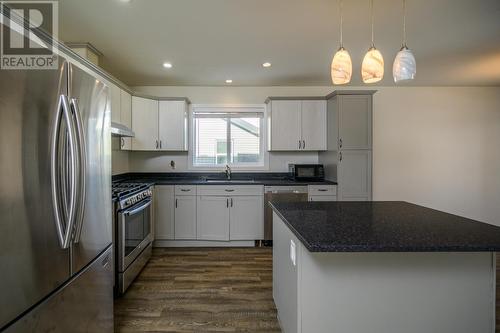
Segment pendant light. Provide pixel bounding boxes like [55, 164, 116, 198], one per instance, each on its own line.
[331, 0, 352, 85]
[393, 0, 416, 82]
[361, 0, 384, 83]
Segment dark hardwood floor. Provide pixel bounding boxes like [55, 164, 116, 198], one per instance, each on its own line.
[114, 247, 281, 332]
[115, 248, 500, 332]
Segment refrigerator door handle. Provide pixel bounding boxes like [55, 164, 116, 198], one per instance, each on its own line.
[51, 94, 78, 249]
[70, 98, 87, 243]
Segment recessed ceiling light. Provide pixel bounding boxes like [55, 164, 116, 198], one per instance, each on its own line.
[163, 62, 172, 69]
[262, 62, 271, 68]
[225, 79, 233, 83]
[118, 0, 131, 3]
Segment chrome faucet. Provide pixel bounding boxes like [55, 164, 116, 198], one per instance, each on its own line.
[225, 164, 232, 180]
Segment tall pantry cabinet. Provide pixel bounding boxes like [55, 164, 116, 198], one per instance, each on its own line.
[319, 91, 376, 201]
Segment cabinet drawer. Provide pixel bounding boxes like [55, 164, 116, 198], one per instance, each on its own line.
[308, 185, 337, 196]
[175, 185, 197, 195]
[309, 195, 337, 202]
[197, 185, 263, 196]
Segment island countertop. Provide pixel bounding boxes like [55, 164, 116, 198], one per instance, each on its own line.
[269, 201, 500, 252]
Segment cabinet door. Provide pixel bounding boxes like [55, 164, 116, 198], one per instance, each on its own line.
[338, 150, 372, 201]
[338, 95, 372, 150]
[158, 100, 187, 151]
[301, 100, 327, 151]
[120, 90, 132, 150]
[132, 97, 158, 151]
[270, 100, 301, 150]
[196, 196, 230, 241]
[155, 186, 175, 239]
[175, 196, 197, 240]
[229, 195, 264, 240]
[110, 84, 121, 123]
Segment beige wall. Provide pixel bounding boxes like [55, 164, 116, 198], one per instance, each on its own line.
[115, 85, 500, 226]
[372, 86, 500, 227]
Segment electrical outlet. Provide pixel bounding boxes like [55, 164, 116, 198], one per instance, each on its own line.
[290, 239, 296, 266]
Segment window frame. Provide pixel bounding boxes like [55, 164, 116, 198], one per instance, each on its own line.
[188, 104, 269, 171]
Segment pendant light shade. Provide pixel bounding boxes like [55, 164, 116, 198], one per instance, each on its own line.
[331, 48, 352, 85]
[393, 46, 416, 82]
[362, 0, 384, 83]
[393, 0, 416, 82]
[331, 0, 352, 85]
[362, 47, 384, 83]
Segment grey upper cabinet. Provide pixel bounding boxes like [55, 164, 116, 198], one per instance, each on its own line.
[132, 96, 159, 151]
[268, 99, 326, 151]
[338, 95, 372, 150]
[320, 91, 375, 201]
[120, 90, 132, 150]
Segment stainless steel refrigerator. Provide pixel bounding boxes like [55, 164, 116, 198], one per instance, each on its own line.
[0, 51, 113, 332]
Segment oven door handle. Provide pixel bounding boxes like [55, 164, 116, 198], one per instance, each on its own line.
[122, 199, 152, 216]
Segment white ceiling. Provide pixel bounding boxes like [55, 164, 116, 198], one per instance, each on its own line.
[58, 0, 500, 86]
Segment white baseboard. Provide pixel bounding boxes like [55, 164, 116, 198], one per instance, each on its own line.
[153, 240, 256, 247]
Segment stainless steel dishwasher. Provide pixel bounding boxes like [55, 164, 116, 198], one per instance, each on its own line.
[264, 186, 308, 243]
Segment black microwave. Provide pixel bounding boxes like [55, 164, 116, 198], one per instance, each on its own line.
[289, 164, 325, 181]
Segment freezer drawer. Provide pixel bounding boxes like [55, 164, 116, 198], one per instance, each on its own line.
[4, 246, 114, 333]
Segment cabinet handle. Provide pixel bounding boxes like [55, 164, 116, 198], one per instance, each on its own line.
[121, 138, 124, 148]
[180, 189, 190, 192]
[231, 198, 233, 207]
[303, 140, 305, 149]
[226, 198, 229, 208]
[155, 140, 159, 149]
[225, 189, 235, 192]
[339, 138, 343, 148]
[175, 198, 178, 208]
[159, 140, 162, 149]
[298, 140, 302, 149]
[318, 189, 328, 192]
[339, 151, 342, 161]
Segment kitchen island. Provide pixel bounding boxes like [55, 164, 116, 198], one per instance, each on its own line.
[270, 201, 500, 333]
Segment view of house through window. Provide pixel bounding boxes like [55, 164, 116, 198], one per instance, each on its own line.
[193, 107, 264, 167]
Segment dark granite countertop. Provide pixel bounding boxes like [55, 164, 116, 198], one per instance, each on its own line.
[269, 201, 500, 252]
[112, 172, 337, 186]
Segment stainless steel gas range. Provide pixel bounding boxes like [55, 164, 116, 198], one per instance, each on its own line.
[112, 182, 154, 294]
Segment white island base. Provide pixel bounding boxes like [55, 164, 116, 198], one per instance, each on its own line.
[273, 213, 496, 333]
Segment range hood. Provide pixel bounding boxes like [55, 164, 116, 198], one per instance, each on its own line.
[111, 122, 135, 137]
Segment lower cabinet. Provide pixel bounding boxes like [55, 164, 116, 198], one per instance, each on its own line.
[155, 185, 175, 239]
[230, 195, 264, 240]
[196, 192, 264, 241]
[174, 195, 197, 239]
[338, 150, 372, 201]
[197, 196, 230, 241]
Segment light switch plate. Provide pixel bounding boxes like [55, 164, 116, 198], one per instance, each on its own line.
[290, 239, 296, 266]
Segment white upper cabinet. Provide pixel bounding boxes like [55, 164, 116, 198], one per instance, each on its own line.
[338, 95, 372, 150]
[269, 100, 302, 150]
[301, 100, 327, 151]
[132, 96, 159, 151]
[110, 83, 121, 124]
[131, 97, 188, 151]
[120, 90, 132, 150]
[268, 99, 326, 151]
[158, 100, 188, 151]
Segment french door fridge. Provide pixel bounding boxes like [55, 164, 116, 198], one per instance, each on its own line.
[0, 54, 113, 332]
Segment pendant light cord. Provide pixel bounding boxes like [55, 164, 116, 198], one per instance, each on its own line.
[370, 0, 374, 47]
[339, 0, 343, 48]
[402, 0, 407, 47]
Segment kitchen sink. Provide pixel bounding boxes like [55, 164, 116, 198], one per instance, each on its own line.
[205, 179, 255, 183]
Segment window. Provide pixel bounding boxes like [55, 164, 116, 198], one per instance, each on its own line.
[192, 106, 265, 168]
